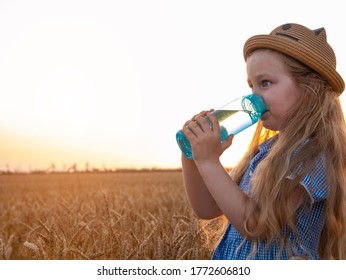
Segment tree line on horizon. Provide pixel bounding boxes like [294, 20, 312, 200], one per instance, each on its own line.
[0, 162, 182, 175]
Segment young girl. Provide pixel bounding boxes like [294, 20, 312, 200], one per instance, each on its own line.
[181, 23, 346, 259]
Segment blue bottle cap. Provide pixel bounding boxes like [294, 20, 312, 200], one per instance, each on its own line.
[242, 94, 267, 116]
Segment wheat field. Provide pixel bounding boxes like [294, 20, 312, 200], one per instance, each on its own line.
[0, 171, 223, 260]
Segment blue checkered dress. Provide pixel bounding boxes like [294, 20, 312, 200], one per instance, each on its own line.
[212, 136, 328, 260]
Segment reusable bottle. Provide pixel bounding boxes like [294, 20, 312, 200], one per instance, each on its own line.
[176, 93, 266, 160]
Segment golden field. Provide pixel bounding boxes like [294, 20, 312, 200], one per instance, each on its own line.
[0, 171, 223, 260]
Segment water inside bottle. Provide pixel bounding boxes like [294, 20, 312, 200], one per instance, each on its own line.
[212, 109, 252, 122]
[212, 109, 253, 141]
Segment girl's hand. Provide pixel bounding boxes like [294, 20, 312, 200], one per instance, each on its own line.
[182, 111, 234, 163]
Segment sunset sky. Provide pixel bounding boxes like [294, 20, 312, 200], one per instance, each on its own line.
[1, 0, 346, 171]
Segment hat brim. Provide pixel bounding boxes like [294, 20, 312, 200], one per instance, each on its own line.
[244, 35, 345, 94]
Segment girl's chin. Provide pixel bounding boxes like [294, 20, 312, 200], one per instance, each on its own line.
[260, 114, 279, 131]
[261, 121, 280, 132]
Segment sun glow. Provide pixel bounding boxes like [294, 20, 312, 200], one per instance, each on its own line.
[1, 0, 346, 172]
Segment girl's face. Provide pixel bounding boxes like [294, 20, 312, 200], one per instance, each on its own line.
[246, 49, 302, 131]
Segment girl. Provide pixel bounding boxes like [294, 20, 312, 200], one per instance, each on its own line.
[181, 23, 346, 259]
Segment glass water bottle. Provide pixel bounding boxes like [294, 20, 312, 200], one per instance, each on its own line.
[176, 93, 267, 160]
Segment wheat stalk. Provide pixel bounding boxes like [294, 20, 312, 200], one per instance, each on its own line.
[67, 248, 89, 260]
[24, 240, 40, 259]
[0, 238, 4, 260]
[36, 218, 50, 234]
[4, 234, 14, 260]
[127, 227, 156, 259]
[68, 223, 87, 247]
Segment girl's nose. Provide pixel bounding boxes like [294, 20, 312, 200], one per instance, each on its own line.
[251, 86, 260, 95]
[252, 89, 262, 96]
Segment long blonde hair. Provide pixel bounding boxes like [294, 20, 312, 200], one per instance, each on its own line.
[231, 50, 346, 259]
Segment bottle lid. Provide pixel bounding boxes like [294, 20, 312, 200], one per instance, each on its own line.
[242, 94, 267, 118]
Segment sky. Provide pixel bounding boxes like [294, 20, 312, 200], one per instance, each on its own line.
[1, 0, 346, 171]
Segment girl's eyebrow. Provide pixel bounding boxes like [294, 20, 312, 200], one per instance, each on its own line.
[254, 73, 267, 80]
[247, 73, 267, 85]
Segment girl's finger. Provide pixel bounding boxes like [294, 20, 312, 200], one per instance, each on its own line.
[192, 113, 205, 121]
[222, 134, 234, 150]
[185, 120, 204, 136]
[206, 112, 220, 133]
[195, 115, 211, 132]
[182, 122, 197, 138]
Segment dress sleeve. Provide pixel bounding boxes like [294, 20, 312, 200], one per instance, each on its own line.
[288, 155, 329, 203]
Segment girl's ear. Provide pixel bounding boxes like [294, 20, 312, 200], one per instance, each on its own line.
[305, 72, 328, 86]
[306, 72, 321, 80]
[305, 72, 334, 93]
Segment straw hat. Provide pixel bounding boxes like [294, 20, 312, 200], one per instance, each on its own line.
[243, 23, 345, 94]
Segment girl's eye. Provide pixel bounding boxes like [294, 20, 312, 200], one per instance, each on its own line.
[262, 80, 271, 87]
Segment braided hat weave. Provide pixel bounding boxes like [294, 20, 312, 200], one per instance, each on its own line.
[243, 23, 344, 95]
